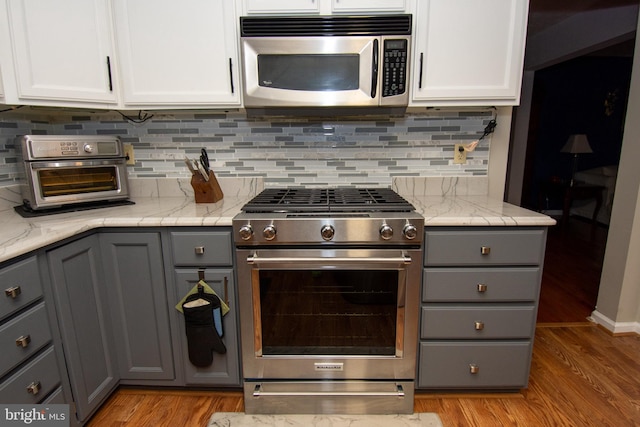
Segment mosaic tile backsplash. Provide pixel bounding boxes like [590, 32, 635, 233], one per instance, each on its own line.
[0, 108, 494, 188]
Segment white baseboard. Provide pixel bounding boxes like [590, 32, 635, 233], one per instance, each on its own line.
[590, 310, 640, 334]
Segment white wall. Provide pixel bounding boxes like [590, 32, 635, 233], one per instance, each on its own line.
[593, 15, 640, 332]
[510, 3, 640, 332]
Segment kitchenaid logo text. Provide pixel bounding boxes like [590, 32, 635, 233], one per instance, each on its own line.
[2, 405, 69, 426]
[314, 363, 344, 371]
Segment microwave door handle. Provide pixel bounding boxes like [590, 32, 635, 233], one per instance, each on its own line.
[371, 39, 379, 98]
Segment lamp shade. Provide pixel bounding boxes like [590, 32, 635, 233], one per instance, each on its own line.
[561, 134, 593, 154]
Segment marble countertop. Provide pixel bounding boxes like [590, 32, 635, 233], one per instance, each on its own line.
[0, 178, 555, 264]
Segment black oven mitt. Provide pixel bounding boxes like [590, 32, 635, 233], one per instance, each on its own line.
[182, 292, 226, 367]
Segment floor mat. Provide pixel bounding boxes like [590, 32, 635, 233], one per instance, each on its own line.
[208, 412, 443, 427]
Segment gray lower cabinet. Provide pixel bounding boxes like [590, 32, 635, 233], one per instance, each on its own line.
[0, 255, 63, 406]
[170, 229, 240, 386]
[4, 227, 240, 425]
[418, 227, 547, 389]
[99, 232, 174, 382]
[46, 234, 119, 423]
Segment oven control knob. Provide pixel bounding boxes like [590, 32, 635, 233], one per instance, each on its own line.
[379, 223, 393, 240]
[263, 225, 277, 241]
[83, 143, 94, 153]
[239, 224, 253, 241]
[403, 224, 418, 240]
[321, 224, 335, 241]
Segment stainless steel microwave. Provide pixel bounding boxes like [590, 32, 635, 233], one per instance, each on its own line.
[240, 15, 411, 112]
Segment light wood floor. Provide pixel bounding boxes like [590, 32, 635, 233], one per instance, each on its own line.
[88, 324, 640, 427]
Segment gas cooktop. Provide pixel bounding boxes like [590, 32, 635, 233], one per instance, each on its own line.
[241, 188, 415, 213]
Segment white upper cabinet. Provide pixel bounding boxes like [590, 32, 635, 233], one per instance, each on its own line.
[331, 0, 407, 13]
[243, 0, 321, 14]
[0, 67, 4, 100]
[5, 0, 118, 106]
[411, 0, 528, 106]
[112, 0, 240, 108]
[241, 0, 411, 15]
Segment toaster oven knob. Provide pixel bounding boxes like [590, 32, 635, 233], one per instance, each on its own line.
[83, 143, 94, 153]
[239, 224, 253, 241]
[263, 225, 277, 241]
[402, 224, 418, 240]
[321, 224, 335, 241]
[379, 223, 393, 240]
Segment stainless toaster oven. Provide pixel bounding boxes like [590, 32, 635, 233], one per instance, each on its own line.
[16, 135, 130, 211]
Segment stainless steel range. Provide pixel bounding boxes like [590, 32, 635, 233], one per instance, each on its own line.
[232, 188, 424, 414]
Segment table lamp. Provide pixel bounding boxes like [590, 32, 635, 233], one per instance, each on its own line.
[561, 134, 593, 186]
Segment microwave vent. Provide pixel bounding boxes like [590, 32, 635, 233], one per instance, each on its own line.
[240, 14, 412, 37]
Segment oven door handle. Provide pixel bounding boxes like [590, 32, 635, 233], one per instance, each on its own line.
[246, 253, 412, 266]
[30, 159, 126, 169]
[252, 383, 405, 398]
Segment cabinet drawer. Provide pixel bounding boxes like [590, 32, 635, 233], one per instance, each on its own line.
[418, 341, 531, 388]
[171, 231, 232, 266]
[423, 268, 540, 302]
[0, 303, 52, 378]
[0, 346, 60, 404]
[421, 305, 536, 339]
[424, 229, 545, 266]
[41, 386, 65, 404]
[1, 256, 44, 322]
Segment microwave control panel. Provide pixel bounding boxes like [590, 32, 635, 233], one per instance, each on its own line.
[382, 39, 408, 97]
[20, 136, 124, 160]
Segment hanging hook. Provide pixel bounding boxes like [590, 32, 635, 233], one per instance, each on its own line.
[197, 269, 205, 294]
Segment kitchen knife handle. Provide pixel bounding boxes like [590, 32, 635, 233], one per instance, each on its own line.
[371, 39, 379, 98]
[106, 56, 113, 92]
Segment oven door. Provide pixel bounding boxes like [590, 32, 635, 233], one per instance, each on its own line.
[236, 247, 421, 381]
[23, 158, 130, 209]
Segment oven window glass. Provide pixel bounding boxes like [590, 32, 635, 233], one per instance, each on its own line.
[38, 167, 118, 197]
[258, 269, 398, 355]
[257, 54, 359, 91]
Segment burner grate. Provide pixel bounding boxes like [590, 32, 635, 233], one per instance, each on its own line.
[242, 188, 414, 213]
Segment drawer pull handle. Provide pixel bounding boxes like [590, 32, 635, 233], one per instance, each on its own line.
[477, 284, 488, 292]
[16, 335, 31, 348]
[194, 246, 205, 255]
[474, 321, 485, 330]
[480, 246, 491, 255]
[26, 381, 41, 395]
[5, 286, 22, 299]
[469, 364, 480, 374]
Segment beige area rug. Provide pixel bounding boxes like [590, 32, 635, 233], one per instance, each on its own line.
[208, 412, 443, 427]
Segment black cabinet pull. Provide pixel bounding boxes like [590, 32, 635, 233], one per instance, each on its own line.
[106, 56, 113, 92]
[418, 52, 424, 89]
[229, 58, 234, 94]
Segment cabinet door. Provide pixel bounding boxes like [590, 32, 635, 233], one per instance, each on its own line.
[243, 0, 321, 14]
[46, 235, 118, 423]
[6, 0, 117, 104]
[174, 269, 240, 386]
[112, 0, 240, 107]
[411, 0, 528, 105]
[331, 0, 407, 13]
[100, 232, 174, 381]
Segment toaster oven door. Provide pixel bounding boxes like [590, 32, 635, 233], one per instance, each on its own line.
[24, 158, 129, 209]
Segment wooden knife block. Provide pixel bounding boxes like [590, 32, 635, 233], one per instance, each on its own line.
[191, 171, 223, 203]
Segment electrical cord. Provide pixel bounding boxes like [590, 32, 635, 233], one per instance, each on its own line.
[116, 110, 154, 124]
[0, 105, 24, 114]
[479, 118, 497, 140]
